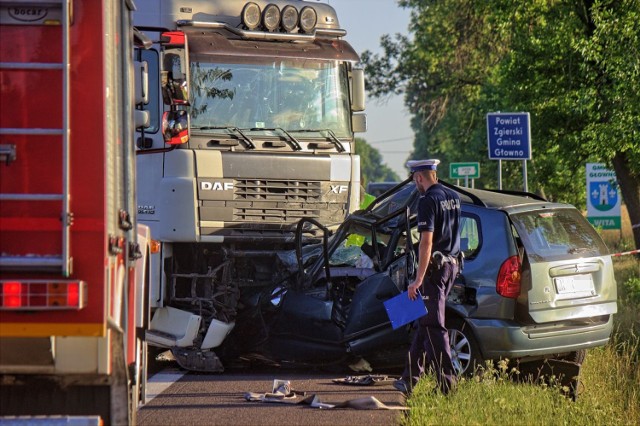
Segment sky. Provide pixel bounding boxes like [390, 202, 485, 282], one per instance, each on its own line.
[323, 0, 414, 178]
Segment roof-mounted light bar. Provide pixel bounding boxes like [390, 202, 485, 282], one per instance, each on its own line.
[240, 2, 318, 34]
[0, 280, 87, 310]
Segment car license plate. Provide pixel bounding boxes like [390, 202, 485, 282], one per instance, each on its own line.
[554, 275, 596, 298]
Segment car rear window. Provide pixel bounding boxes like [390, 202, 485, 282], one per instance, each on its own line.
[510, 208, 609, 262]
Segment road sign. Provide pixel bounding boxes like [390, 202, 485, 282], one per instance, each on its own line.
[486, 112, 531, 160]
[450, 162, 480, 179]
[586, 163, 620, 230]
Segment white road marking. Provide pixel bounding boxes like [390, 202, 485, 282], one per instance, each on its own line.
[145, 368, 186, 404]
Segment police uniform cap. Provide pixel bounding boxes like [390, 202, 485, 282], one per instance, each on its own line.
[407, 159, 440, 172]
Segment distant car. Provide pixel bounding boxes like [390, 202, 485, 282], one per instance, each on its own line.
[365, 181, 400, 198]
[210, 179, 618, 376]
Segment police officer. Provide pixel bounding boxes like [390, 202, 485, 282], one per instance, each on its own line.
[395, 159, 461, 395]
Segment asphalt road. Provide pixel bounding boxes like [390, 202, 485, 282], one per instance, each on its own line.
[137, 366, 408, 426]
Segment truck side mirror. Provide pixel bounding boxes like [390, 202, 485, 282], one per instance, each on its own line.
[351, 66, 365, 112]
[162, 53, 189, 106]
[162, 110, 189, 145]
[161, 31, 190, 106]
[352, 113, 367, 133]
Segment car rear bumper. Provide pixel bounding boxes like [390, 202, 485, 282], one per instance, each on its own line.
[468, 314, 614, 359]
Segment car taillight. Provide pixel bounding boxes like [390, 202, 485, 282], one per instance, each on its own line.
[0, 280, 87, 310]
[496, 255, 521, 298]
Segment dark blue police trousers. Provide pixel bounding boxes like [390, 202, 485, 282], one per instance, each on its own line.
[402, 261, 459, 394]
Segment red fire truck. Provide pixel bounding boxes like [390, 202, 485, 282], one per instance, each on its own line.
[0, 0, 151, 424]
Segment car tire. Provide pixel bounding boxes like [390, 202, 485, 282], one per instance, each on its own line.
[556, 349, 587, 365]
[446, 317, 485, 376]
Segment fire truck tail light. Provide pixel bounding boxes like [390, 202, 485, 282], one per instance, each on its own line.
[0, 280, 87, 310]
[3, 282, 22, 307]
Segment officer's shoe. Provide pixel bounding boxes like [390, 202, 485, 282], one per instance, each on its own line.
[393, 378, 411, 394]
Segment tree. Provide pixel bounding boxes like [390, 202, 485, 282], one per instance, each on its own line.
[354, 137, 400, 188]
[363, 0, 640, 249]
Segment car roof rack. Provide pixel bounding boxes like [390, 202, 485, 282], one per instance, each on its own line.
[439, 179, 487, 207]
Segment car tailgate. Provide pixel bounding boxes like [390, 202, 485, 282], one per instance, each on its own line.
[524, 256, 617, 323]
[510, 207, 617, 324]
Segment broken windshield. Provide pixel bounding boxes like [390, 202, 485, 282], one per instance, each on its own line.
[189, 56, 352, 138]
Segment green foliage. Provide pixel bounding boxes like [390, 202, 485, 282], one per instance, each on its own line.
[622, 277, 640, 306]
[354, 137, 400, 187]
[364, 0, 640, 209]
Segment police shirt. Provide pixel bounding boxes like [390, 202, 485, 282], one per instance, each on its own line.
[416, 183, 461, 256]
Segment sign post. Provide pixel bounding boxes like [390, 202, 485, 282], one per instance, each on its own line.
[586, 163, 621, 230]
[450, 162, 480, 188]
[486, 112, 532, 191]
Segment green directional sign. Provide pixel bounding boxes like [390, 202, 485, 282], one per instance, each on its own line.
[450, 162, 480, 179]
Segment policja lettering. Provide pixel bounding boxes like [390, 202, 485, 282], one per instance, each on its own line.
[440, 199, 460, 211]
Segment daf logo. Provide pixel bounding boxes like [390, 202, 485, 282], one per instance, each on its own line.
[331, 185, 348, 194]
[201, 181, 233, 191]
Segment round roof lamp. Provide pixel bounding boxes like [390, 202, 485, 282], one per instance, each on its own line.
[263, 4, 281, 32]
[299, 6, 317, 34]
[281, 5, 298, 32]
[242, 2, 261, 30]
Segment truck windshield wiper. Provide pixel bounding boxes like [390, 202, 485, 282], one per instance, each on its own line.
[191, 126, 255, 149]
[248, 127, 302, 151]
[294, 129, 345, 152]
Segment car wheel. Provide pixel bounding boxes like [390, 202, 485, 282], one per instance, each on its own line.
[556, 349, 587, 365]
[446, 317, 485, 376]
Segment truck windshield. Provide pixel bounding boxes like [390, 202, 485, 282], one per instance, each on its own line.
[189, 57, 352, 138]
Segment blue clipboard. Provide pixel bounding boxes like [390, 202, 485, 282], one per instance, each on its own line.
[383, 290, 428, 330]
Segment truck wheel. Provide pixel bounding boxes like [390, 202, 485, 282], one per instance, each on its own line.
[446, 317, 485, 377]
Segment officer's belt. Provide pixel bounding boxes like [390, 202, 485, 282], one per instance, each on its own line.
[431, 251, 458, 265]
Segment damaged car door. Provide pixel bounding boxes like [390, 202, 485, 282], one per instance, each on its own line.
[265, 208, 417, 369]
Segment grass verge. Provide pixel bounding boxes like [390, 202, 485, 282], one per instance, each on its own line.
[402, 256, 639, 425]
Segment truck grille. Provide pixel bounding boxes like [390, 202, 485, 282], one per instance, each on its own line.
[234, 179, 322, 202]
[232, 178, 343, 223]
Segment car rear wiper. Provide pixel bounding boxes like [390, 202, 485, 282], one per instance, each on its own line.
[294, 129, 345, 152]
[249, 127, 302, 151]
[191, 126, 255, 149]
